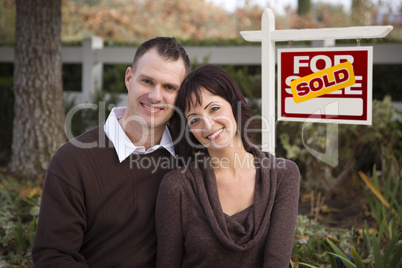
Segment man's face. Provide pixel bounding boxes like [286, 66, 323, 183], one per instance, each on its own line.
[124, 49, 187, 132]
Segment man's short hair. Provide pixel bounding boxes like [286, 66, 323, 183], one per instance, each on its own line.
[132, 37, 191, 75]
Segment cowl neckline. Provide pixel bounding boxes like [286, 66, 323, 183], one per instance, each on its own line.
[186, 146, 277, 252]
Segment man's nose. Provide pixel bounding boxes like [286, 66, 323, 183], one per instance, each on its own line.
[148, 85, 162, 102]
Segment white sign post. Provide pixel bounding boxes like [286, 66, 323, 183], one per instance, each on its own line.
[240, 8, 393, 154]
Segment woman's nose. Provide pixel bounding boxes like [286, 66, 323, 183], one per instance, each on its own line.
[201, 116, 214, 131]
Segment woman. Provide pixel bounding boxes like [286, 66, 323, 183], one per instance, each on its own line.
[156, 64, 300, 267]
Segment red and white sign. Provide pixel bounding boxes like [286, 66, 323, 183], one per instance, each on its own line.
[278, 47, 373, 125]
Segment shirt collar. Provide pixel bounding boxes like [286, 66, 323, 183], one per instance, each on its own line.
[104, 107, 176, 163]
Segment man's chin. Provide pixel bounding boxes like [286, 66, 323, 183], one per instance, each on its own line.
[139, 111, 174, 130]
[141, 119, 168, 131]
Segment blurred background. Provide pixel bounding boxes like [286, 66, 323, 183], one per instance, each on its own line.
[0, 0, 401, 267]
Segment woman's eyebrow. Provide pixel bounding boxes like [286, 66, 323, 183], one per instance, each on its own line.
[186, 113, 195, 121]
[185, 101, 220, 120]
[204, 101, 218, 110]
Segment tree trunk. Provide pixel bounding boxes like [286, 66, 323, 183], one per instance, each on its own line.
[9, 0, 65, 180]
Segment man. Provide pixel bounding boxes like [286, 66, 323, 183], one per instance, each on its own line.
[32, 37, 191, 267]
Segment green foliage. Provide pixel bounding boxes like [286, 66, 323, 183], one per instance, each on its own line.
[373, 65, 402, 101]
[0, 174, 41, 267]
[0, 0, 15, 45]
[292, 215, 355, 266]
[326, 231, 402, 268]
[2, 0, 402, 46]
[224, 65, 262, 101]
[278, 96, 402, 195]
[298, 0, 311, 16]
[327, 238, 360, 268]
[294, 225, 402, 268]
[362, 165, 401, 242]
[287, 97, 402, 267]
[370, 96, 402, 172]
[63, 63, 82, 92]
[64, 61, 124, 137]
[316, 162, 402, 268]
[103, 64, 127, 93]
[64, 88, 122, 137]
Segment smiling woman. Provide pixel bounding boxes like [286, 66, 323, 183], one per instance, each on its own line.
[172, 64, 257, 157]
[155, 64, 301, 268]
[185, 89, 238, 149]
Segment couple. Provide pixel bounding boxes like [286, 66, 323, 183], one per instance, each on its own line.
[32, 37, 300, 267]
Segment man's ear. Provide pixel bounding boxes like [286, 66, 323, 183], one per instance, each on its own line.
[125, 66, 133, 91]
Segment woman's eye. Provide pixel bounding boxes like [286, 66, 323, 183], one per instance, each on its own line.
[210, 106, 220, 112]
[188, 117, 200, 125]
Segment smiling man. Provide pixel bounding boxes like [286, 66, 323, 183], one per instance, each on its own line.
[32, 37, 191, 268]
[121, 47, 188, 149]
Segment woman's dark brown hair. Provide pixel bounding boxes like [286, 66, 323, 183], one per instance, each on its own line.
[171, 64, 257, 159]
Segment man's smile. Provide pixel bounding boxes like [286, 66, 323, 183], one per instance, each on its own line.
[141, 101, 164, 113]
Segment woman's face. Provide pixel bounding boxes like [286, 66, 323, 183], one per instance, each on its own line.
[184, 88, 238, 150]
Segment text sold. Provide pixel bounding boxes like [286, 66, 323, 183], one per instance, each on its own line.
[290, 61, 356, 103]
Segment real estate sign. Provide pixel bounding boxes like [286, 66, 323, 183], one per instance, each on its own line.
[278, 47, 373, 125]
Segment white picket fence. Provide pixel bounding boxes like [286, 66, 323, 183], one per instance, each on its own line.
[0, 36, 401, 116]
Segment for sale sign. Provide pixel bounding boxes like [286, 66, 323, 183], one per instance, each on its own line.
[278, 47, 373, 125]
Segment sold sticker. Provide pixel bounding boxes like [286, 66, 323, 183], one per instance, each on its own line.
[290, 61, 356, 103]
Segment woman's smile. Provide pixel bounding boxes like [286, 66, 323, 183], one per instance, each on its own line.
[206, 128, 224, 141]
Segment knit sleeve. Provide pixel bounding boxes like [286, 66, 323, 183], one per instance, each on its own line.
[156, 169, 185, 268]
[32, 163, 88, 267]
[263, 159, 300, 268]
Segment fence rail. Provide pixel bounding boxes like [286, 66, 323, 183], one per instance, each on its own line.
[1, 36, 401, 118]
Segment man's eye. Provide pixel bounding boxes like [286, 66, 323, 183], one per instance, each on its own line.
[188, 117, 200, 125]
[165, 85, 175, 91]
[143, 79, 152, 84]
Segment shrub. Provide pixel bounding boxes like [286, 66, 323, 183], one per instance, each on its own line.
[0, 174, 41, 267]
[278, 96, 402, 197]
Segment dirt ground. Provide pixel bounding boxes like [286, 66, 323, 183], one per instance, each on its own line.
[297, 178, 376, 230]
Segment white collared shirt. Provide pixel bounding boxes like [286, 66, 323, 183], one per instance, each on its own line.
[103, 107, 176, 163]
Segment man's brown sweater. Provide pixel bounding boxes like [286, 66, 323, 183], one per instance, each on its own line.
[33, 125, 178, 267]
